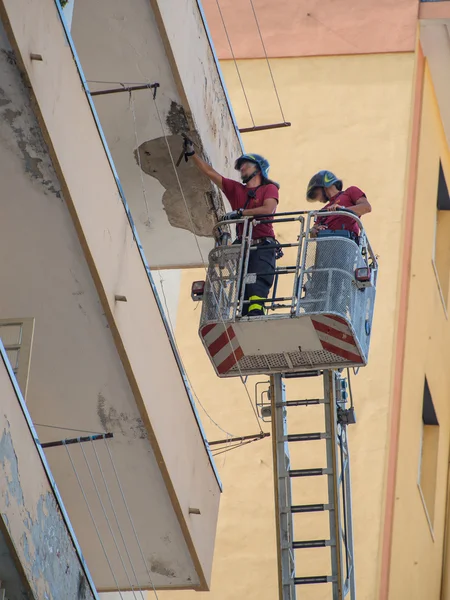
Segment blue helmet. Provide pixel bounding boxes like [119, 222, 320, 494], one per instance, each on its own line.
[307, 170, 343, 199]
[235, 153, 280, 188]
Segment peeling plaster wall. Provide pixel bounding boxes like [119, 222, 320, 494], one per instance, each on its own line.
[71, 0, 241, 268]
[150, 0, 242, 172]
[0, 5, 220, 591]
[0, 355, 96, 600]
[0, 26, 194, 590]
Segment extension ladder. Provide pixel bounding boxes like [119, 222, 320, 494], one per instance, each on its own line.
[266, 370, 356, 600]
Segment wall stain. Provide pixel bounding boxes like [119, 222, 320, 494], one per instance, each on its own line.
[77, 303, 88, 319]
[97, 393, 148, 439]
[0, 51, 62, 199]
[165, 101, 189, 135]
[1, 48, 16, 66]
[77, 571, 87, 599]
[150, 557, 176, 579]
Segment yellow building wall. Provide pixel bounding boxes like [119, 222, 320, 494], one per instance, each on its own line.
[159, 53, 415, 600]
[389, 65, 450, 600]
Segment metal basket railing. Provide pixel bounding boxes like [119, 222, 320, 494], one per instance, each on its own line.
[201, 210, 377, 337]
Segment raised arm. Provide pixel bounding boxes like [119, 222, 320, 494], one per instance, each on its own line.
[184, 136, 223, 190]
[191, 154, 223, 190]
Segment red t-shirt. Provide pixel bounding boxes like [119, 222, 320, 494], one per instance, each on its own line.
[316, 186, 366, 235]
[222, 178, 279, 239]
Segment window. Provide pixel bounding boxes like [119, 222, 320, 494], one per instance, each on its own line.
[418, 378, 439, 528]
[433, 161, 450, 310]
[0, 318, 35, 400]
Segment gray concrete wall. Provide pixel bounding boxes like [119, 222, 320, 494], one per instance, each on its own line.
[0, 1, 220, 590]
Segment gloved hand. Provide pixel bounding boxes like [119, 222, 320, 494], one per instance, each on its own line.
[182, 134, 195, 161]
[223, 209, 243, 221]
[310, 224, 326, 238]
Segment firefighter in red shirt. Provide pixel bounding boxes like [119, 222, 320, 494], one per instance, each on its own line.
[304, 171, 372, 312]
[184, 137, 279, 316]
[306, 170, 371, 240]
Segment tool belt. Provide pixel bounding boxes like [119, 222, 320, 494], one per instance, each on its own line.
[235, 236, 274, 245]
[235, 236, 284, 260]
[250, 236, 275, 246]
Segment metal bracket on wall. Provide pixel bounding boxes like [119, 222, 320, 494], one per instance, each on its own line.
[40, 432, 113, 449]
[239, 121, 291, 134]
[88, 83, 160, 100]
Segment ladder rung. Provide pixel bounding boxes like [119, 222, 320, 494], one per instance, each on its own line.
[293, 539, 329, 549]
[286, 432, 327, 442]
[283, 370, 322, 379]
[294, 576, 336, 585]
[289, 468, 331, 478]
[277, 399, 325, 407]
[291, 503, 330, 513]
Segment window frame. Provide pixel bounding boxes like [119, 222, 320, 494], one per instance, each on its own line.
[417, 377, 440, 538]
[432, 161, 450, 317]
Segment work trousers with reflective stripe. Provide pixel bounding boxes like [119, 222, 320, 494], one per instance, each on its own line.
[236, 239, 276, 315]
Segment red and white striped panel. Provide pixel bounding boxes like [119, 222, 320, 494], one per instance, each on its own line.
[200, 323, 244, 375]
[311, 314, 363, 364]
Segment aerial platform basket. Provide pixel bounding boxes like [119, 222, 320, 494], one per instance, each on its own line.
[194, 211, 378, 378]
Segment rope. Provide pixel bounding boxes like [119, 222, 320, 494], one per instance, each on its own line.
[214, 0, 255, 127]
[90, 440, 146, 600]
[248, 0, 286, 123]
[63, 443, 125, 600]
[78, 443, 140, 599]
[104, 438, 160, 600]
[129, 91, 152, 227]
[151, 94, 263, 434]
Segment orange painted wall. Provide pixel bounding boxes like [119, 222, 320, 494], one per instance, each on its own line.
[202, 0, 419, 59]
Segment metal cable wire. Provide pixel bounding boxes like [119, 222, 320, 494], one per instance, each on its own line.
[151, 95, 263, 434]
[89, 440, 146, 600]
[63, 442, 125, 600]
[104, 438, 160, 600]
[87, 79, 152, 86]
[155, 270, 235, 438]
[129, 92, 152, 226]
[128, 90, 235, 439]
[78, 443, 140, 599]
[215, 0, 255, 127]
[248, 0, 286, 123]
[35, 423, 103, 435]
